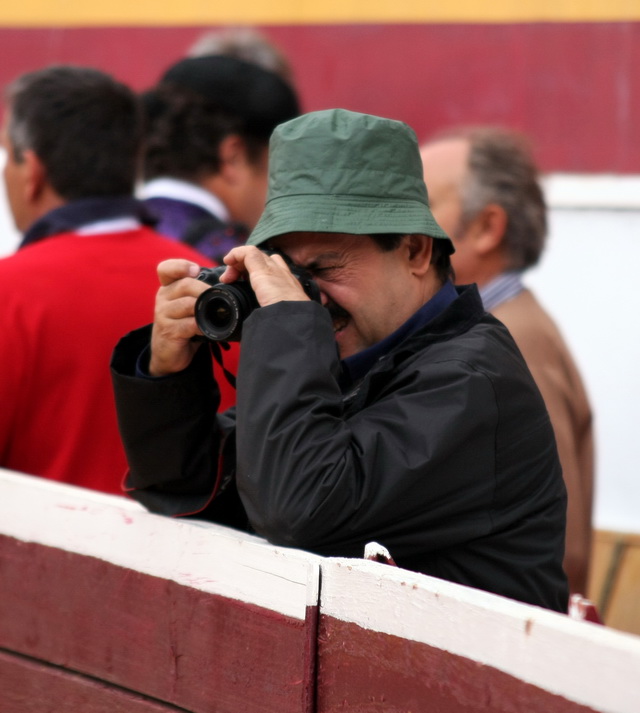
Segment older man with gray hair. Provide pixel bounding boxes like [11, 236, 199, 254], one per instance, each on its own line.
[421, 127, 594, 596]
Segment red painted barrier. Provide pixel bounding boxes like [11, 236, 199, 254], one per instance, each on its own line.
[1, 469, 639, 713]
[0, 471, 319, 713]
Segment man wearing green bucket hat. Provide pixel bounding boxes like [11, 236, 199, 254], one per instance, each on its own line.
[112, 109, 568, 611]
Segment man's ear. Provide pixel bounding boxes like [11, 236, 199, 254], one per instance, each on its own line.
[22, 149, 48, 202]
[217, 134, 249, 184]
[406, 234, 433, 276]
[469, 203, 508, 255]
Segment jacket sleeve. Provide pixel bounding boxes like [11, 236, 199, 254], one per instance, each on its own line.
[493, 292, 594, 595]
[110, 325, 241, 524]
[235, 301, 500, 557]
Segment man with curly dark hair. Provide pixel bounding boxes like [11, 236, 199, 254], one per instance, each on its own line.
[140, 55, 300, 263]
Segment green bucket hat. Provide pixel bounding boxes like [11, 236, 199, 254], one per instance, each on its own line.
[247, 108, 453, 252]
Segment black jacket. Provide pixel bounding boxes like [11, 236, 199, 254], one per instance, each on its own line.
[111, 286, 568, 611]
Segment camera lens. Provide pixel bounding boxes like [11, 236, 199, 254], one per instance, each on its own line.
[195, 283, 256, 342]
[203, 295, 234, 331]
[193, 253, 320, 342]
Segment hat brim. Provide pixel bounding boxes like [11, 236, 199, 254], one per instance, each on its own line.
[247, 194, 454, 252]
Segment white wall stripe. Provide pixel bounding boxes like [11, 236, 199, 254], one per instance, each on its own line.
[542, 174, 640, 210]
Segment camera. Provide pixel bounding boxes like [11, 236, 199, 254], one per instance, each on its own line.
[194, 250, 321, 342]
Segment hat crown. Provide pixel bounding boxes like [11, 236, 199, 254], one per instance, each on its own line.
[267, 109, 429, 206]
[247, 109, 452, 250]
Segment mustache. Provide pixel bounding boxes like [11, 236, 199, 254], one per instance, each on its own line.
[325, 302, 349, 321]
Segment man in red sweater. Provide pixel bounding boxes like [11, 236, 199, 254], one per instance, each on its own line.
[0, 65, 236, 495]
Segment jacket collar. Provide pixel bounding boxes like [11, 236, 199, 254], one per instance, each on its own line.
[340, 280, 458, 388]
[342, 284, 487, 406]
[20, 196, 157, 249]
[406, 283, 487, 350]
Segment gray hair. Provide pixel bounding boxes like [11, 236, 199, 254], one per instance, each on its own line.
[187, 28, 295, 87]
[436, 126, 547, 271]
[5, 75, 35, 159]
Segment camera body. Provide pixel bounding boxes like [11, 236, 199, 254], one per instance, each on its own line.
[194, 250, 320, 342]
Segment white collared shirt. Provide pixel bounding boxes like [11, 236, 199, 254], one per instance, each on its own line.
[139, 177, 230, 223]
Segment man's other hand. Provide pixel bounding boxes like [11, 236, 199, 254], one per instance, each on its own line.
[220, 246, 309, 307]
[149, 259, 209, 377]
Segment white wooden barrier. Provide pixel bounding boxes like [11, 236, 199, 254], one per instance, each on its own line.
[1, 469, 639, 713]
[0, 469, 319, 713]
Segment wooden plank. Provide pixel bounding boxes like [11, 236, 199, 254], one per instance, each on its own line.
[587, 530, 640, 634]
[0, 470, 320, 713]
[318, 617, 600, 713]
[604, 545, 640, 636]
[587, 530, 619, 607]
[4, 471, 640, 713]
[0, 650, 185, 712]
[0, 536, 314, 713]
[0, 469, 317, 622]
[317, 559, 640, 713]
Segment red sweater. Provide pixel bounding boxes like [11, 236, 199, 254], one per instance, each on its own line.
[0, 227, 237, 494]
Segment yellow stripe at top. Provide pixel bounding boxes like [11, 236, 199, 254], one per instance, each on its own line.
[1, 0, 640, 27]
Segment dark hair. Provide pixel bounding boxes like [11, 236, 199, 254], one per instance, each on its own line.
[141, 85, 244, 181]
[6, 65, 142, 200]
[430, 126, 546, 270]
[142, 55, 300, 182]
[371, 234, 454, 284]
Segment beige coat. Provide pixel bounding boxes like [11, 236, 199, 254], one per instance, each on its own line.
[492, 288, 594, 595]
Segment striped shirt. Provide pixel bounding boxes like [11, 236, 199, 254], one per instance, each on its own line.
[479, 271, 525, 312]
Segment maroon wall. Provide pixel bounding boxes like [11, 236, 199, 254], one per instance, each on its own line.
[0, 22, 639, 173]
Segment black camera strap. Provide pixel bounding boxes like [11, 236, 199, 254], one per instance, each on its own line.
[208, 341, 237, 390]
